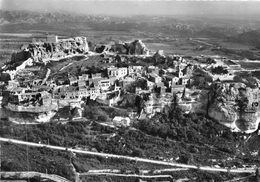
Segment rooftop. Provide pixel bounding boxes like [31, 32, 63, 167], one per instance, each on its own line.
[149, 72, 160, 78]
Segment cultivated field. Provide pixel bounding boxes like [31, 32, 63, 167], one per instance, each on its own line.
[237, 61, 260, 70]
[1, 20, 260, 66]
[0, 33, 34, 66]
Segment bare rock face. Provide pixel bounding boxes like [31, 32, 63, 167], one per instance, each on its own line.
[110, 43, 128, 54]
[235, 113, 258, 132]
[153, 50, 166, 64]
[10, 37, 89, 63]
[190, 90, 208, 114]
[209, 103, 238, 124]
[127, 40, 149, 55]
[208, 82, 260, 133]
[74, 36, 89, 52]
[53, 36, 89, 56]
[10, 50, 32, 63]
[94, 40, 149, 55]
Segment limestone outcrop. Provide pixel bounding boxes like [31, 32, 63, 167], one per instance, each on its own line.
[97, 40, 149, 55]
[153, 50, 166, 64]
[10, 50, 32, 64]
[110, 43, 128, 54]
[10, 36, 89, 63]
[127, 40, 149, 55]
[208, 82, 260, 133]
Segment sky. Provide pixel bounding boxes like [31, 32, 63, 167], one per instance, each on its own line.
[1, 0, 260, 15]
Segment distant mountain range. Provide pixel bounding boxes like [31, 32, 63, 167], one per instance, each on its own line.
[1, 10, 260, 47]
[0, 17, 9, 25]
[229, 30, 260, 47]
[0, 10, 102, 24]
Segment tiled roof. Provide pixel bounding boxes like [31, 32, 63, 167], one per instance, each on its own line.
[149, 73, 159, 78]
[156, 82, 165, 87]
[165, 75, 177, 79]
[182, 76, 190, 79]
[172, 85, 185, 88]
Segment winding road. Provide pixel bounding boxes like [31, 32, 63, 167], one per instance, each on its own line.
[0, 137, 257, 174]
[0, 171, 71, 182]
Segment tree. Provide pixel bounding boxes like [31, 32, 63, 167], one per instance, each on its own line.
[182, 87, 186, 99]
[235, 93, 249, 119]
[211, 66, 228, 74]
[135, 78, 148, 90]
[132, 148, 144, 157]
[170, 93, 181, 117]
[206, 82, 219, 117]
[206, 58, 216, 64]
[172, 94, 178, 111]
[158, 124, 169, 138]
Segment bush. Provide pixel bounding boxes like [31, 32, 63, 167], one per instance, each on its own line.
[83, 105, 110, 122]
[211, 66, 228, 74]
[132, 148, 144, 157]
[1, 159, 18, 171]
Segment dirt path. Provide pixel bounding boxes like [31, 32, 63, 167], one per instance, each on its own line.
[41, 68, 51, 85]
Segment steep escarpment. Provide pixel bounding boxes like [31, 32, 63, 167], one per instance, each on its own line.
[10, 50, 32, 64]
[96, 40, 149, 55]
[8, 37, 89, 65]
[127, 40, 149, 55]
[208, 82, 260, 133]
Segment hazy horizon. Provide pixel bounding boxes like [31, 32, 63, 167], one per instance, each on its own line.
[1, 0, 260, 16]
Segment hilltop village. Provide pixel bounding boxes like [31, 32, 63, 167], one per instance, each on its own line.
[1, 35, 260, 133]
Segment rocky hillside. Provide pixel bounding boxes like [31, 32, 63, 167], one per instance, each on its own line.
[96, 39, 149, 55]
[208, 82, 260, 133]
[5, 36, 89, 67]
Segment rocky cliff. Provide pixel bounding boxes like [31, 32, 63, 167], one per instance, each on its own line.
[98, 40, 149, 55]
[3, 101, 84, 123]
[153, 50, 166, 64]
[127, 40, 149, 55]
[9, 36, 89, 64]
[208, 82, 260, 133]
[10, 50, 32, 64]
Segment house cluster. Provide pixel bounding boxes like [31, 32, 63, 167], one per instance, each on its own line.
[5, 36, 244, 124]
[2, 50, 199, 120]
[0, 63, 140, 108]
[144, 62, 193, 94]
[52, 65, 146, 103]
[131, 59, 195, 117]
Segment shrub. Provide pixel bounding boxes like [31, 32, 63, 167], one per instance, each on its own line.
[211, 66, 228, 74]
[132, 148, 144, 157]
